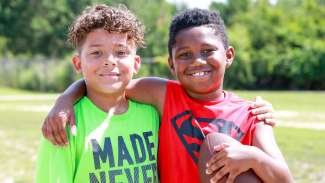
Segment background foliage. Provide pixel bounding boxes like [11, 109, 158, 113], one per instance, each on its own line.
[0, 0, 324, 91]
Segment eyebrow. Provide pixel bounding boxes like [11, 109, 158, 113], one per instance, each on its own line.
[201, 43, 216, 47]
[115, 44, 129, 49]
[87, 43, 131, 49]
[175, 46, 189, 52]
[88, 44, 103, 48]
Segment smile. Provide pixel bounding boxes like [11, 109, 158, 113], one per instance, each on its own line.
[190, 71, 210, 77]
[99, 73, 120, 77]
[186, 70, 211, 78]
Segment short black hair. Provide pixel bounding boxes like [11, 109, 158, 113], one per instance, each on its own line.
[168, 8, 228, 57]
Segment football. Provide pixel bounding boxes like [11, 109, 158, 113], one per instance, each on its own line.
[198, 133, 263, 183]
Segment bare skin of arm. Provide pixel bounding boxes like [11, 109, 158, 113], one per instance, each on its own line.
[249, 123, 294, 182]
[125, 77, 167, 114]
[42, 78, 276, 146]
[42, 77, 167, 145]
[207, 123, 294, 183]
[42, 79, 86, 145]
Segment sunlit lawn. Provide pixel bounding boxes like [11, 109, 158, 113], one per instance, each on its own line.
[0, 87, 324, 183]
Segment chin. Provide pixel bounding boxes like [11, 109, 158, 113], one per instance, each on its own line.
[186, 83, 216, 92]
[100, 85, 125, 94]
[89, 82, 126, 95]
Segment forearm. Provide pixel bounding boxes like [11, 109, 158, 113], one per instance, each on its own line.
[126, 77, 166, 113]
[250, 146, 294, 183]
[58, 79, 86, 104]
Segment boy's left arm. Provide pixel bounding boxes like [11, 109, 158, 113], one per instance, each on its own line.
[248, 123, 294, 183]
[206, 123, 294, 183]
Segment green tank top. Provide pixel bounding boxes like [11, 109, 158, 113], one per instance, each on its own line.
[36, 97, 160, 183]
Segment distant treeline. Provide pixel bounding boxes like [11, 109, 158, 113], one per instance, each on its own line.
[0, 0, 324, 91]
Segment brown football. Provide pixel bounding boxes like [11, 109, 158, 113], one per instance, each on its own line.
[198, 133, 263, 183]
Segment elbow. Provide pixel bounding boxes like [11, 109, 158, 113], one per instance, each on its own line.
[261, 164, 294, 183]
[273, 167, 295, 183]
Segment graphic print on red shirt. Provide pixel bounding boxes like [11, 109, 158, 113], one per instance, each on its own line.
[158, 80, 258, 183]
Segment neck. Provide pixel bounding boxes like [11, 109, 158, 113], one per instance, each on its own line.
[87, 89, 128, 114]
[186, 88, 225, 102]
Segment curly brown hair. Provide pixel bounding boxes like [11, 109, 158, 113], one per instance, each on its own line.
[68, 4, 145, 49]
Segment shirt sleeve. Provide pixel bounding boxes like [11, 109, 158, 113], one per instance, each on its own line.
[36, 136, 75, 183]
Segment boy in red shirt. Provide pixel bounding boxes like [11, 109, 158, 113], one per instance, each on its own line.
[42, 8, 292, 183]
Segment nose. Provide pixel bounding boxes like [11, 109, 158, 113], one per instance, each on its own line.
[104, 54, 117, 66]
[192, 54, 207, 66]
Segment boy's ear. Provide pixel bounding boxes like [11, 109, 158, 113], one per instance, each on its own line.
[72, 55, 82, 73]
[225, 46, 235, 68]
[168, 57, 176, 75]
[133, 55, 141, 74]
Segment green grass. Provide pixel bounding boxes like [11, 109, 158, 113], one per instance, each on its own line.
[235, 91, 325, 127]
[0, 86, 36, 95]
[234, 90, 325, 113]
[275, 127, 325, 183]
[0, 87, 324, 182]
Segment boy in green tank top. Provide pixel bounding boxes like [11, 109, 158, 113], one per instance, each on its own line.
[36, 4, 159, 183]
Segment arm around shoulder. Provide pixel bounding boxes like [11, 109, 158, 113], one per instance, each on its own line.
[126, 77, 167, 113]
[42, 79, 86, 146]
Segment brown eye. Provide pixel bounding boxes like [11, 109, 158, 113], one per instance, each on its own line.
[201, 49, 214, 57]
[178, 52, 193, 60]
[90, 51, 102, 57]
[117, 51, 127, 57]
[115, 48, 130, 58]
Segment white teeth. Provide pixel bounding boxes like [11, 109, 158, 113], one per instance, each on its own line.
[192, 71, 209, 77]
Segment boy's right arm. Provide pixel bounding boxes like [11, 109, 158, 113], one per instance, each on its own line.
[42, 79, 86, 146]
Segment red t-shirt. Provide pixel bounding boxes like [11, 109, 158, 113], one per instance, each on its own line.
[158, 81, 258, 183]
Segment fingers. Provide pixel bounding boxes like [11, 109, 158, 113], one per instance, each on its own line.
[45, 119, 58, 145]
[254, 96, 263, 104]
[48, 116, 66, 146]
[42, 117, 50, 139]
[250, 96, 277, 127]
[69, 112, 77, 136]
[206, 145, 228, 174]
[251, 106, 274, 116]
[226, 171, 241, 183]
[265, 118, 277, 127]
[256, 113, 277, 127]
[213, 143, 229, 152]
[206, 158, 225, 175]
[251, 96, 272, 109]
[45, 111, 69, 146]
[207, 145, 227, 167]
[43, 112, 72, 146]
[210, 166, 229, 183]
[255, 111, 273, 121]
[57, 112, 69, 145]
[42, 117, 59, 146]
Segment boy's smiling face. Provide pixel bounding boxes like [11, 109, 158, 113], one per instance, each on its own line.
[169, 26, 234, 100]
[72, 28, 140, 95]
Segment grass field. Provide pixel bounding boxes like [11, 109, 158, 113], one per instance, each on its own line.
[0, 87, 324, 183]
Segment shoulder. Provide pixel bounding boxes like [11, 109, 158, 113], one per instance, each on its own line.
[165, 79, 181, 88]
[129, 100, 159, 116]
[73, 96, 88, 109]
[223, 91, 257, 126]
[129, 100, 160, 126]
[165, 80, 186, 95]
[223, 91, 252, 109]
